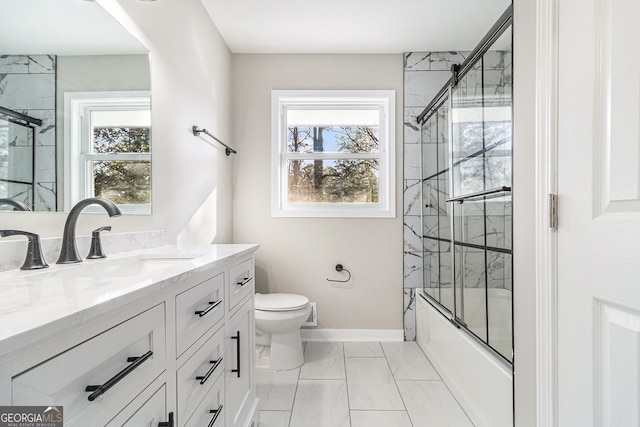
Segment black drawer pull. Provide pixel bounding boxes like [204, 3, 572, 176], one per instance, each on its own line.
[158, 411, 174, 427]
[231, 331, 241, 378]
[236, 277, 252, 286]
[195, 299, 222, 317]
[208, 405, 223, 427]
[85, 351, 153, 401]
[196, 357, 223, 385]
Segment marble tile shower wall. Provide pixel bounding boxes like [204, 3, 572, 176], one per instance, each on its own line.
[403, 51, 468, 341]
[0, 55, 57, 211]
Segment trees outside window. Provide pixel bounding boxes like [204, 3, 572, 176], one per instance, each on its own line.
[92, 126, 150, 205]
[287, 126, 379, 204]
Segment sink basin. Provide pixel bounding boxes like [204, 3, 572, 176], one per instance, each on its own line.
[47, 253, 204, 278]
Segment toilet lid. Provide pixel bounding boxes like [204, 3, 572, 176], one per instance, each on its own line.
[255, 293, 309, 311]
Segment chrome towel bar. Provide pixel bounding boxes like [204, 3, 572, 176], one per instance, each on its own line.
[192, 126, 237, 156]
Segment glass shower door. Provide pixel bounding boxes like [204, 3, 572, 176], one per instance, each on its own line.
[449, 24, 513, 361]
[421, 97, 454, 314]
[483, 27, 513, 360]
[418, 14, 512, 363]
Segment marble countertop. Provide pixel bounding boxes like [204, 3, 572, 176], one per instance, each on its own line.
[0, 244, 259, 356]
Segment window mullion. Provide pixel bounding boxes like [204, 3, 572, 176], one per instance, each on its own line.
[281, 152, 380, 161]
[85, 153, 151, 161]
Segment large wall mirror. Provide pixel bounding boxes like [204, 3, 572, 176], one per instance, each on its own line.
[0, 0, 151, 213]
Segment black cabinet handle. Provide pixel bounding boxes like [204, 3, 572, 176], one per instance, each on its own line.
[158, 412, 174, 427]
[236, 277, 252, 286]
[85, 351, 153, 401]
[231, 331, 240, 378]
[196, 357, 223, 385]
[195, 299, 222, 317]
[208, 405, 223, 427]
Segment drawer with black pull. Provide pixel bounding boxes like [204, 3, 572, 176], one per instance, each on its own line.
[176, 272, 225, 357]
[228, 258, 254, 313]
[11, 304, 166, 426]
[183, 374, 225, 427]
[177, 325, 225, 425]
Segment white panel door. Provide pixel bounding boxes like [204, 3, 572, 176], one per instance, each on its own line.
[557, 0, 640, 425]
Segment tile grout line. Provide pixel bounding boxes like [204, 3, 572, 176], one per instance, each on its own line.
[413, 341, 477, 426]
[287, 349, 303, 427]
[381, 342, 417, 427]
[342, 342, 353, 427]
[277, 341, 471, 427]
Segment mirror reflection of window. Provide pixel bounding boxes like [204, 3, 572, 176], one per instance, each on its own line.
[2, 0, 151, 212]
[65, 91, 151, 214]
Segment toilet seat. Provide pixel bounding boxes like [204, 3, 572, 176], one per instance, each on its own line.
[255, 293, 309, 312]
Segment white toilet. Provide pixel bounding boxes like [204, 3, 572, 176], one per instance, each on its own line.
[254, 293, 311, 371]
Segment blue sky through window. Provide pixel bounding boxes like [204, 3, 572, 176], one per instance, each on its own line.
[287, 126, 379, 153]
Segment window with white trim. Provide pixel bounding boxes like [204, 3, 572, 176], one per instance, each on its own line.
[271, 90, 395, 217]
[64, 91, 151, 214]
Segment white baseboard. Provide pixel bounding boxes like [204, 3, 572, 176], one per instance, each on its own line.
[300, 329, 404, 342]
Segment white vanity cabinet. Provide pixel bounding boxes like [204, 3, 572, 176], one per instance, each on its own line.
[182, 257, 258, 427]
[174, 273, 227, 426]
[0, 244, 260, 427]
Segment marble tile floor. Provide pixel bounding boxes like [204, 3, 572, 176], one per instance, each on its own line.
[256, 341, 474, 427]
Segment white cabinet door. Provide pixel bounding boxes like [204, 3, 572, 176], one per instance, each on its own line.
[557, 0, 640, 424]
[226, 298, 256, 427]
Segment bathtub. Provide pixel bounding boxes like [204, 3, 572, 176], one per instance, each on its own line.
[416, 289, 513, 427]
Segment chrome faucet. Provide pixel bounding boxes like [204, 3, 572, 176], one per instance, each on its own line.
[0, 198, 31, 211]
[57, 197, 122, 264]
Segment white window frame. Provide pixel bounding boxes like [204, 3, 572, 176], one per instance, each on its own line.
[271, 90, 396, 218]
[64, 91, 151, 214]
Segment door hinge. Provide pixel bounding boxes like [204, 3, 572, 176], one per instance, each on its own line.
[549, 193, 558, 229]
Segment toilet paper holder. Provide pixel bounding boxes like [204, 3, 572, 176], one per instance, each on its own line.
[326, 264, 351, 283]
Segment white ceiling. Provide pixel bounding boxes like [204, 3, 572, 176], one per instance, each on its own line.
[2, 0, 510, 57]
[1, 0, 147, 56]
[201, 0, 511, 54]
